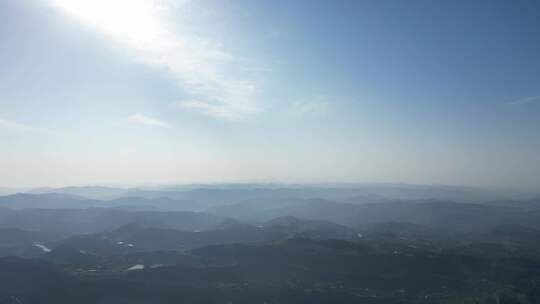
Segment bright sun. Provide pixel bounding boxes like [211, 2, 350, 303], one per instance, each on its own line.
[50, 0, 165, 47]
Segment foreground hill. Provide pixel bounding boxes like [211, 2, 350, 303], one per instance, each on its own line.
[0, 228, 61, 257]
[1, 237, 540, 303]
[44, 217, 357, 261]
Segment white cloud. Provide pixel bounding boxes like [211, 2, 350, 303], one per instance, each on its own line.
[127, 114, 169, 128]
[49, 0, 261, 119]
[291, 98, 329, 115]
[175, 100, 233, 119]
[507, 95, 540, 106]
[0, 118, 57, 135]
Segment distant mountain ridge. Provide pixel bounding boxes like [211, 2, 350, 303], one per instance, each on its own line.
[0, 193, 200, 211]
[25, 183, 539, 204]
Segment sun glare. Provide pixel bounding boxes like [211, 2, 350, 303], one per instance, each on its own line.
[50, 0, 165, 48]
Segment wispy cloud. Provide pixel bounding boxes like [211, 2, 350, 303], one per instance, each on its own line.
[174, 95, 259, 120]
[49, 0, 261, 119]
[0, 118, 57, 135]
[506, 95, 540, 106]
[127, 114, 169, 128]
[291, 96, 329, 115]
[174, 100, 233, 119]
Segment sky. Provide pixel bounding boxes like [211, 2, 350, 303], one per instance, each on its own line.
[0, 0, 539, 189]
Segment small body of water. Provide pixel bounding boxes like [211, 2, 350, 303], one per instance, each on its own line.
[127, 264, 145, 271]
[33, 242, 52, 252]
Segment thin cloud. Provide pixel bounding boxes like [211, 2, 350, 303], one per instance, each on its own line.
[127, 114, 169, 128]
[0, 118, 58, 136]
[175, 96, 260, 120]
[49, 0, 261, 119]
[506, 95, 540, 106]
[291, 96, 329, 115]
[175, 100, 233, 119]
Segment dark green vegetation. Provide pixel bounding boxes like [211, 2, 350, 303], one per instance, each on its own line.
[0, 185, 539, 303]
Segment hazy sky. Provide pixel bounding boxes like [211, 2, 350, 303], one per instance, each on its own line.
[1, 0, 539, 188]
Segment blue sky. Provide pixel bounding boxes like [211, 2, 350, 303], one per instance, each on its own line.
[1, 0, 539, 188]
